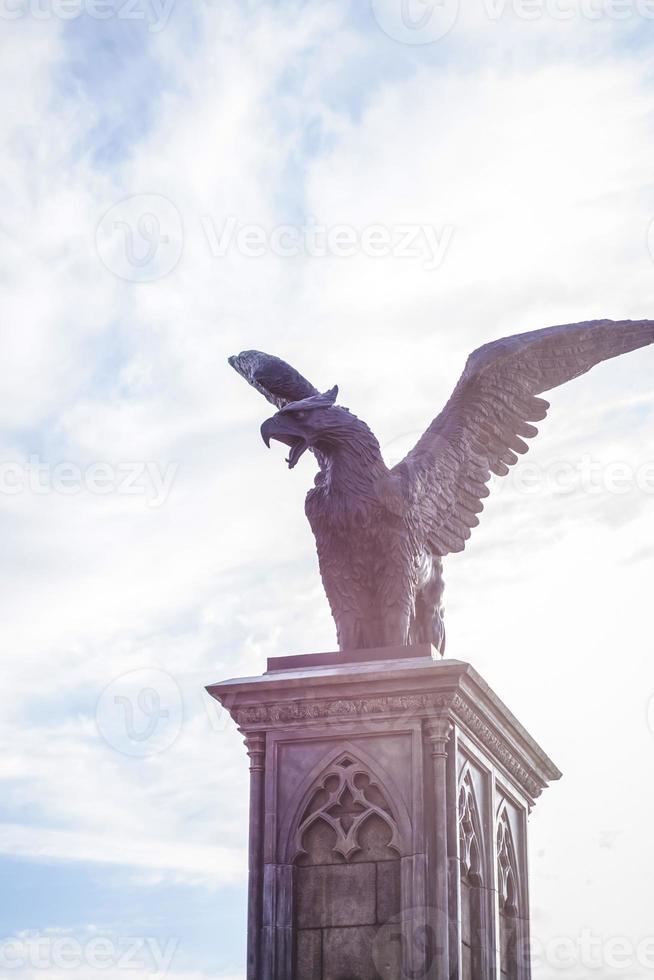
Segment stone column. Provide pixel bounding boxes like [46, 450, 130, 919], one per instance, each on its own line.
[424, 717, 452, 979]
[243, 732, 265, 980]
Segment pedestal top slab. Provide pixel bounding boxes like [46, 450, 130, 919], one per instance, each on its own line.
[266, 642, 438, 673]
[207, 648, 561, 801]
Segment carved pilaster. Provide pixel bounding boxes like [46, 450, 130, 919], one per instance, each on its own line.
[243, 732, 266, 980]
[424, 717, 453, 980]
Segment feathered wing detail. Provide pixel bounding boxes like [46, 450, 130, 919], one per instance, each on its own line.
[228, 350, 319, 409]
[394, 319, 654, 557]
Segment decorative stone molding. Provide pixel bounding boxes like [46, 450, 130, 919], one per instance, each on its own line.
[451, 695, 542, 799]
[234, 690, 542, 799]
[234, 691, 455, 727]
[424, 716, 453, 757]
[294, 752, 401, 862]
[243, 732, 266, 773]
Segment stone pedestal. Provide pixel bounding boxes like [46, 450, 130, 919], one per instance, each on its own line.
[208, 645, 561, 980]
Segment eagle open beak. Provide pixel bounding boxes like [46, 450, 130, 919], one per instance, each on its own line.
[260, 417, 309, 469]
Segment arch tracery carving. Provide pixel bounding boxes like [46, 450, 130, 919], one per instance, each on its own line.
[497, 808, 520, 915]
[293, 752, 401, 862]
[458, 768, 488, 980]
[497, 806, 522, 980]
[458, 769, 484, 882]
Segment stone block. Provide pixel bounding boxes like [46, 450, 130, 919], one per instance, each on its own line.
[376, 859, 401, 924]
[295, 929, 321, 980]
[296, 863, 377, 929]
[322, 925, 378, 980]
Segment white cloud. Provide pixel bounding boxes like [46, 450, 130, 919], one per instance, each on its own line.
[2, 2, 654, 976]
[0, 821, 244, 886]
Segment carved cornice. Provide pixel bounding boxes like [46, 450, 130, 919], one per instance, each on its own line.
[231, 689, 543, 799]
[234, 692, 454, 727]
[451, 694, 542, 799]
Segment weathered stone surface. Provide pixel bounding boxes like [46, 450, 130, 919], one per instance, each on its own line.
[295, 929, 321, 980]
[208, 652, 561, 979]
[351, 812, 397, 863]
[296, 863, 376, 929]
[322, 926, 378, 980]
[296, 819, 345, 867]
[376, 859, 401, 924]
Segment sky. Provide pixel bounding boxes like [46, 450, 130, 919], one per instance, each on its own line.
[1, 0, 654, 977]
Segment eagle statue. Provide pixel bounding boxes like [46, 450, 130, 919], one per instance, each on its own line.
[230, 319, 654, 654]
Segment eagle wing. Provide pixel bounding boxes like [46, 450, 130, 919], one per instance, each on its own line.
[393, 319, 654, 557]
[229, 350, 319, 409]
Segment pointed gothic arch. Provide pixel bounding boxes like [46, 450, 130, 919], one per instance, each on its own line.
[279, 739, 412, 864]
[287, 744, 410, 980]
[458, 765, 489, 980]
[293, 750, 401, 863]
[497, 805, 522, 980]
[459, 766, 486, 883]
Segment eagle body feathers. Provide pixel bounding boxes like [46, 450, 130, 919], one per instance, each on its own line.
[230, 319, 654, 655]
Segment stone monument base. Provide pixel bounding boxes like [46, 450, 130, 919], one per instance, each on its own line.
[208, 645, 560, 980]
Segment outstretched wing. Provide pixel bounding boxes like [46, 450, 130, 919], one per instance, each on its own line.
[394, 319, 654, 557]
[229, 350, 319, 409]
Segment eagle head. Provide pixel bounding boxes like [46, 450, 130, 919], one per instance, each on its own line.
[260, 386, 342, 469]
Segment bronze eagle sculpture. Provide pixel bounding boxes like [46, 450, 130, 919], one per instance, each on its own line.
[230, 319, 654, 654]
